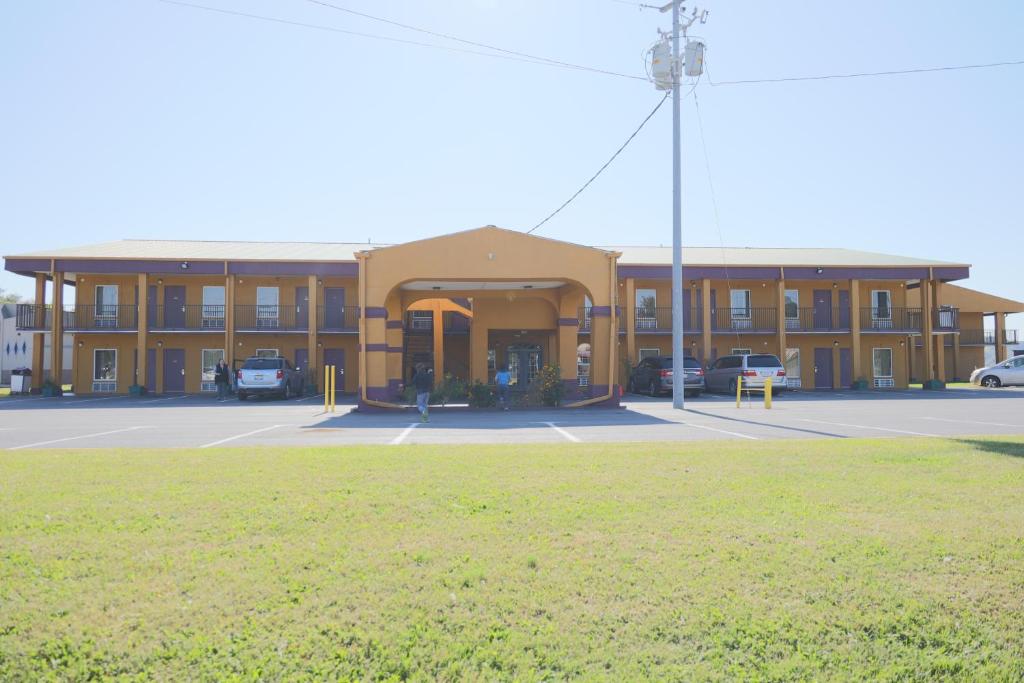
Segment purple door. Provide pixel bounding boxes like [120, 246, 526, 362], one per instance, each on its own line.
[323, 348, 345, 392]
[324, 288, 345, 329]
[295, 348, 308, 377]
[709, 289, 717, 330]
[163, 348, 185, 392]
[814, 348, 833, 389]
[147, 285, 158, 328]
[839, 348, 852, 388]
[295, 286, 309, 329]
[164, 286, 186, 328]
[146, 348, 156, 392]
[837, 290, 851, 329]
[813, 290, 832, 330]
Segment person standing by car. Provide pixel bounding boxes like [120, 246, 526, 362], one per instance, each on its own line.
[412, 363, 433, 422]
[214, 358, 231, 400]
[495, 365, 512, 410]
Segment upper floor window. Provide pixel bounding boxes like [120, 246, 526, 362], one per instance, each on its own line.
[730, 289, 751, 318]
[871, 290, 891, 319]
[784, 290, 799, 319]
[95, 285, 118, 318]
[202, 286, 225, 320]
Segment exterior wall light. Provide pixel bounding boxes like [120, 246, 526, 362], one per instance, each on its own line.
[816, 267, 824, 274]
[157, 341, 163, 347]
[180, 262, 190, 270]
[833, 340, 839, 347]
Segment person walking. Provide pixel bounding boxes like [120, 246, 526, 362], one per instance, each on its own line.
[412, 363, 433, 422]
[214, 358, 231, 400]
[495, 364, 512, 410]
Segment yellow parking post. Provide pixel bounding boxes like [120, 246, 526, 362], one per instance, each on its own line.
[324, 366, 330, 412]
[765, 377, 772, 409]
[329, 365, 336, 413]
[735, 375, 742, 408]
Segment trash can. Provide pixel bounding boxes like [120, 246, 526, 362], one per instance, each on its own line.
[10, 367, 31, 395]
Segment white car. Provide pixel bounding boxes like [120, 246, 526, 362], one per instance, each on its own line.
[970, 356, 1024, 388]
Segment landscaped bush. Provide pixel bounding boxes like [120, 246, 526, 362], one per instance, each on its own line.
[467, 381, 496, 408]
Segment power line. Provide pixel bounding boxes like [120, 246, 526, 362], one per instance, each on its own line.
[304, 0, 647, 81]
[708, 58, 1024, 86]
[528, 92, 671, 235]
[156, 0, 646, 80]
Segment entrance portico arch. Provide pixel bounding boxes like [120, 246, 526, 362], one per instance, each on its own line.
[356, 226, 620, 408]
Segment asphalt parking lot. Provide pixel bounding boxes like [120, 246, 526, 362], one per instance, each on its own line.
[0, 387, 1021, 450]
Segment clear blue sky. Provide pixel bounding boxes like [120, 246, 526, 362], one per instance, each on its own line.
[2, 0, 1021, 329]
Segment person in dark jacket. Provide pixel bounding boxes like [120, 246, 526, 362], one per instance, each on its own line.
[412, 363, 433, 422]
[214, 359, 231, 400]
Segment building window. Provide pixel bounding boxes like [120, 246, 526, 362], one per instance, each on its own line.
[487, 349, 496, 371]
[410, 310, 432, 330]
[255, 348, 278, 359]
[784, 348, 801, 388]
[95, 285, 119, 326]
[93, 348, 117, 392]
[202, 286, 225, 328]
[256, 287, 279, 329]
[730, 289, 751, 318]
[872, 348, 893, 378]
[784, 289, 799, 328]
[201, 348, 224, 392]
[638, 347, 661, 361]
[732, 348, 751, 355]
[871, 290, 892, 319]
[577, 343, 591, 387]
[636, 289, 657, 329]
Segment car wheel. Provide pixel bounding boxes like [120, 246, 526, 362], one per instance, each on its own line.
[981, 375, 1001, 388]
[728, 378, 737, 395]
[648, 380, 659, 397]
[237, 391, 246, 401]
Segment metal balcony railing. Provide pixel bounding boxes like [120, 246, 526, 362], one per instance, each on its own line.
[578, 307, 627, 333]
[633, 307, 702, 333]
[14, 304, 50, 331]
[859, 307, 923, 332]
[234, 305, 307, 331]
[783, 307, 851, 332]
[149, 304, 225, 331]
[62, 305, 138, 331]
[959, 329, 1019, 345]
[933, 307, 960, 332]
[316, 305, 359, 332]
[712, 307, 777, 333]
[404, 311, 474, 334]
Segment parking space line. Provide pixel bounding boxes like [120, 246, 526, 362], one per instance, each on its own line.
[543, 422, 581, 443]
[391, 423, 419, 445]
[798, 418, 938, 437]
[920, 416, 1022, 428]
[199, 425, 283, 449]
[678, 421, 760, 440]
[8, 426, 151, 451]
[142, 395, 187, 403]
[60, 396, 123, 404]
[293, 394, 324, 402]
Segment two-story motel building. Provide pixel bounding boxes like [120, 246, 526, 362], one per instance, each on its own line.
[4, 227, 1022, 406]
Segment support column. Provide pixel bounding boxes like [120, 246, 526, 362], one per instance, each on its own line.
[933, 279, 945, 382]
[431, 300, 444, 380]
[952, 332, 961, 381]
[775, 275, 787, 361]
[50, 270, 64, 388]
[307, 275, 318, 386]
[832, 344, 841, 390]
[137, 273, 148, 390]
[225, 274, 236, 367]
[31, 274, 46, 390]
[995, 312, 1007, 363]
[701, 278, 712, 364]
[470, 317, 488, 384]
[850, 279, 862, 382]
[624, 277, 636, 365]
[921, 277, 935, 382]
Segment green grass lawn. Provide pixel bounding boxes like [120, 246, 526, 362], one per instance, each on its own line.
[2, 439, 1023, 681]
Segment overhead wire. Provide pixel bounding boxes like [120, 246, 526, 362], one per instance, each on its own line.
[303, 0, 648, 81]
[707, 58, 1024, 86]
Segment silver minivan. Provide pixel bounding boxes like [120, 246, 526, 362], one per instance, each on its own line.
[705, 354, 788, 394]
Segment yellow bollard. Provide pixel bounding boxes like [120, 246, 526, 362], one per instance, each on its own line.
[765, 377, 772, 409]
[735, 374, 742, 408]
[329, 365, 336, 413]
[324, 366, 330, 412]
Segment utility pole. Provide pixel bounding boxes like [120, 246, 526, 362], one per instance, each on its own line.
[651, 2, 705, 409]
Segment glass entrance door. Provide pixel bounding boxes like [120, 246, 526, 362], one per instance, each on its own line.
[507, 344, 542, 389]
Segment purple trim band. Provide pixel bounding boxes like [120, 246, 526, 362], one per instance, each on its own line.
[558, 318, 579, 326]
[385, 320, 404, 329]
[229, 261, 358, 276]
[58, 259, 225, 275]
[618, 264, 969, 283]
[365, 307, 388, 319]
[590, 306, 611, 317]
[365, 343, 388, 352]
[3, 258, 51, 273]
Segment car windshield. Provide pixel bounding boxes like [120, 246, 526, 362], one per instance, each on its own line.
[242, 359, 282, 370]
[746, 354, 782, 368]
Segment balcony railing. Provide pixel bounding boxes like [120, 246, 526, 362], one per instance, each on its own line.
[578, 307, 627, 333]
[784, 307, 851, 332]
[712, 307, 777, 333]
[316, 305, 359, 332]
[958, 329, 1019, 345]
[15, 304, 50, 331]
[933, 307, 959, 332]
[64, 305, 138, 331]
[633, 307, 702, 333]
[234, 305, 307, 332]
[404, 311, 473, 334]
[149, 304, 225, 331]
[859, 307, 923, 333]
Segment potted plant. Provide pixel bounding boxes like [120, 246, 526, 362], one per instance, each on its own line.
[40, 378, 63, 397]
[128, 383, 146, 396]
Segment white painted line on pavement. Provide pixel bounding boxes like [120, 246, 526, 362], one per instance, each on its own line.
[679, 421, 760, 440]
[293, 394, 324, 402]
[142, 395, 187, 403]
[544, 422, 581, 443]
[56, 396, 122, 405]
[391, 423, 419, 445]
[920, 416, 1023, 428]
[8, 426, 151, 451]
[199, 425, 283, 449]
[798, 418, 938, 437]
